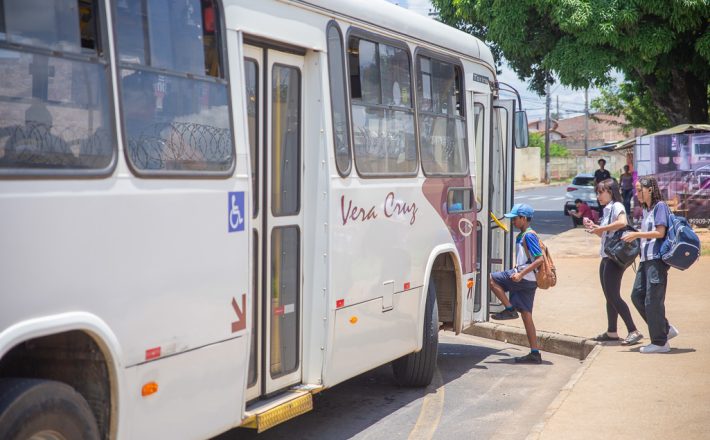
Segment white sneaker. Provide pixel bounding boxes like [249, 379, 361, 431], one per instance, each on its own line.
[640, 342, 670, 353]
[668, 325, 679, 340]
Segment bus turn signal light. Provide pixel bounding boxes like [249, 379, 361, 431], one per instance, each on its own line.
[142, 382, 158, 397]
[349, 316, 358, 324]
[467, 278, 474, 289]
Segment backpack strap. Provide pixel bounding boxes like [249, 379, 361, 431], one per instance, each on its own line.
[520, 229, 538, 268]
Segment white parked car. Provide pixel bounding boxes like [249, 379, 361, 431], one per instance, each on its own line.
[564, 173, 599, 215]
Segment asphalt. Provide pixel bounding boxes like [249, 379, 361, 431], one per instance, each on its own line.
[466, 227, 710, 440]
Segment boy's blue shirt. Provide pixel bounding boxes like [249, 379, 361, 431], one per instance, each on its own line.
[516, 227, 543, 257]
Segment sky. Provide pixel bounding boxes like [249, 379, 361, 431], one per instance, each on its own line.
[385, 0, 606, 122]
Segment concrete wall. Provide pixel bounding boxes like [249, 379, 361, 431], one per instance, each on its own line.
[514, 146, 541, 183]
[513, 150, 630, 184]
[540, 154, 628, 181]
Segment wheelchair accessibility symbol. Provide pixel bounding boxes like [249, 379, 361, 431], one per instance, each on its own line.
[228, 192, 245, 233]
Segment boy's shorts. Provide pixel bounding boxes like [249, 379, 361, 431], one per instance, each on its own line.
[491, 269, 537, 313]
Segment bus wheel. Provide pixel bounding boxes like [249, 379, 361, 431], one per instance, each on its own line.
[0, 379, 100, 440]
[392, 280, 439, 387]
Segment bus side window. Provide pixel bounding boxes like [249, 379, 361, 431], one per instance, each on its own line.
[326, 22, 351, 176]
[0, 0, 116, 176]
[348, 35, 416, 176]
[417, 55, 467, 176]
[115, 0, 235, 176]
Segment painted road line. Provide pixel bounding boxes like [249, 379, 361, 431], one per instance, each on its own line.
[408, 368, 445, 440]
[551, 197, 565, 200]
[529, 196, 546, 200]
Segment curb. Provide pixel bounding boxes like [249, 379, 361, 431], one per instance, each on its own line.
[463, 322, 598, 360]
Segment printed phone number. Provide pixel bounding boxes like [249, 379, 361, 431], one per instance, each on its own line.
[689, 218, 710, 225]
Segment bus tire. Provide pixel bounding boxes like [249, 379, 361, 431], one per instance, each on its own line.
[0, 378, 100, 440]
[392, 280, 439, 387]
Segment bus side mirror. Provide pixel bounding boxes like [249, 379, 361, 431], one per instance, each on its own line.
[514, 110, 529, 148]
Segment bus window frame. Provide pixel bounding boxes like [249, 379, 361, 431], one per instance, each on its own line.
[413, 47, 469, 177]
[474, 102, 485, 212]
[345, 26, 420, 179]
[111, 0, 237, 179]
[325, 20, 352, 178]
[270, 62, 302, 218]
[0, 0, 118, 179]
[244, 57, 260, 218]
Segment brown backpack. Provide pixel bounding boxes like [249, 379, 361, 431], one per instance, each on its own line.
[521, 230, 557, 290]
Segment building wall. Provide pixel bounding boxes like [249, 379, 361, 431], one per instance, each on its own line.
[515, 146, 541, 183]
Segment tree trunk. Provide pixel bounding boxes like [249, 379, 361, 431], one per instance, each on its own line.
[634, 69, 709, 126]
[686, 72, 709, 124]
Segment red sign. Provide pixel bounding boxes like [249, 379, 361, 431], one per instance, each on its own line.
[145, 347, 161, 361]
[274, 306, 285, 316]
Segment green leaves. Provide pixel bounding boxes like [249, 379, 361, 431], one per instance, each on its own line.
[433, 0, 710, 126]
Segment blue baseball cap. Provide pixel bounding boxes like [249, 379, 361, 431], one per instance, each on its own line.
[503, 203, 534, 218]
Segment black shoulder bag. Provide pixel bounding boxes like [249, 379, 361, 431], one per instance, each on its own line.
[603, 203, 639, 269]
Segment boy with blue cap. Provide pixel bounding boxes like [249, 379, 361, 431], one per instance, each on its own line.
[490, 203, 545, 364]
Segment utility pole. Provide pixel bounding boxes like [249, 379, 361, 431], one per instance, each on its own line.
[556, 95, 559, 120]
[584, 87, 589, 157]
[544, 82, 551, 184]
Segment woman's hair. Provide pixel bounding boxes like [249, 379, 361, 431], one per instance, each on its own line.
[596, 178, 622, 204]
[638, 176, 663, 209]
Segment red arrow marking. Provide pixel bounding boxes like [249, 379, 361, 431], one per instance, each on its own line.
[231, 294, 246, 333]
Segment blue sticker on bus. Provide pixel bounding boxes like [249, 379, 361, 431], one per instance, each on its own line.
[228, 191, 245, 233]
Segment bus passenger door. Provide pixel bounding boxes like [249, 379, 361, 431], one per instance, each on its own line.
[244, 45, 305, 399]
[493, 99, 516, 271]
[487, 100, 514, 311]
[470, 93, 490, 321]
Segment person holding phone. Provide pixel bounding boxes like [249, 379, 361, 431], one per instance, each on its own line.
[585, 179, 643, 345]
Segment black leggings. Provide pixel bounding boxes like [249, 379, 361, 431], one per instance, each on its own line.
[599, 257, 637, 334]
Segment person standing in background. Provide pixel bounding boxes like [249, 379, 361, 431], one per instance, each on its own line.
[594, 158, 611, 185]
[620, 165, 634, 215]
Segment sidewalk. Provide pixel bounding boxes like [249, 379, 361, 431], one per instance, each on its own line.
[501, 228, 710, 439]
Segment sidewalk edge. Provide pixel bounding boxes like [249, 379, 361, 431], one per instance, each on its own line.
[524, 344, 603, 440]
[463, 322, 599, 360]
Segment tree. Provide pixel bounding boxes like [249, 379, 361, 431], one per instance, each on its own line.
[528, 132, 570, 158]
[591, 81, 670, 133]
[432, 0, 710, 126]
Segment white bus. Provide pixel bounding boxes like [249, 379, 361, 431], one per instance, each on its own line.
[0, 0, 527, 438]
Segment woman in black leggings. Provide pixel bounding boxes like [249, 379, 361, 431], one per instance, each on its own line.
[584, 179, 642, 345]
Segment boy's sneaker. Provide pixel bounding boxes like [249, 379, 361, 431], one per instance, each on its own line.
[668, 325, 679, 340]
[492, 308, 519, 320]
[640, 342, 670, 353]
[515, 351, 542, 364]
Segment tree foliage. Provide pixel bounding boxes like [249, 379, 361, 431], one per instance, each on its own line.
[528, 132, 570, 158]
[432, 0, 710, 127]
[591, 81, 670, 133]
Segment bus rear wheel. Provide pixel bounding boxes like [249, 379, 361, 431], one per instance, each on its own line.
[0, 378, 100, 440]
[392, 279, 439, 387]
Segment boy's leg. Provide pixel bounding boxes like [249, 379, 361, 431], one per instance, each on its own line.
[515, 309, 542, 364]
[520, 311, 539, 350]
[490, 271, 519, 320]
[490, 273, 512, 308]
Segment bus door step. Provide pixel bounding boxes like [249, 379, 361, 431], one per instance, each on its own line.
[241, 385, 323, 432]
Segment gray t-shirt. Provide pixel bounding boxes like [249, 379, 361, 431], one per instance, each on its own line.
[599, 202, 626, 258]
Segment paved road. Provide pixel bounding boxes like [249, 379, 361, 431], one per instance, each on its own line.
[514, 185, 574, 240]
[215, 333, 580, 440]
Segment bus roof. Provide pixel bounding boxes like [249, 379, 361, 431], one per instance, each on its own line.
[285, 0, 495, 72]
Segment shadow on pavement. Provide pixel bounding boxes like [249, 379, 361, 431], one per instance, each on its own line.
[214, 343, 502, 440]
